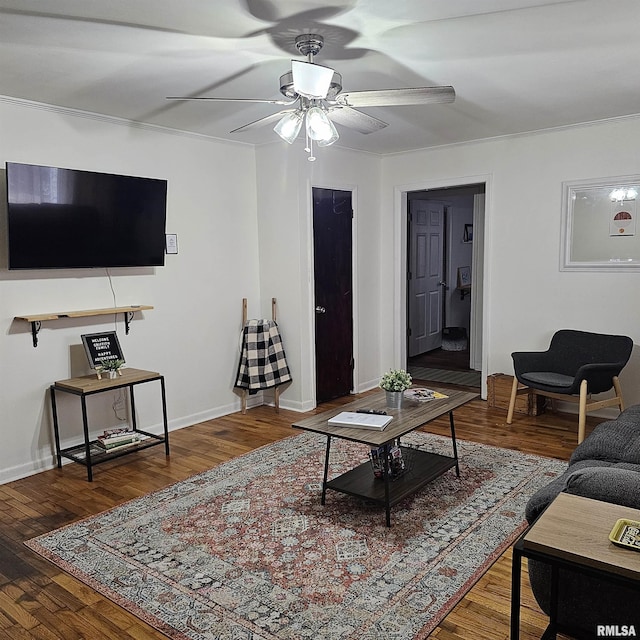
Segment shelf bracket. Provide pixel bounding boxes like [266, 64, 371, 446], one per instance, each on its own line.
[30, 321, 42, 348]
[124, 311, 135, 335]
[16, 305, 152, 347]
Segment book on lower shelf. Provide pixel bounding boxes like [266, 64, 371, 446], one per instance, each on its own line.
[327, 411, 393, 430]
[97, 437, 137, 450]
[96, 428, 146, 450]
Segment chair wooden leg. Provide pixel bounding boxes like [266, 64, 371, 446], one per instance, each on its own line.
[274, 386, 280, 413]
[613, 376, 624, 413]
[506, 376, 520, 424]
[578, 379, 588, 444]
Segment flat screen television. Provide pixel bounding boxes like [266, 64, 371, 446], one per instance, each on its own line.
[5, 162, 167, 269]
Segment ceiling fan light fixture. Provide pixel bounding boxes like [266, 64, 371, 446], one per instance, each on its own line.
[291, 60, 335, 99]
[316, 119, 339, 147]
[305, 106, 339, 146]
[274, 110, 304, 144]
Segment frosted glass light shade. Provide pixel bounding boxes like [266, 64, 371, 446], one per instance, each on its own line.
[274, 111, 303, 144]
[291, 60, 334, 99]
[305, 107, 339, 145]
[316, 118, 339, 146]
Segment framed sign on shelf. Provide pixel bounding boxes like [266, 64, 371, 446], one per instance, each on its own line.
[81, 331, 125, 369]
[457, 266, 471, 288]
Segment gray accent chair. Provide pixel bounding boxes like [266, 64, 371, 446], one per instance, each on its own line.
[507, 329, 633, 443]
[525, 405, 640, 638]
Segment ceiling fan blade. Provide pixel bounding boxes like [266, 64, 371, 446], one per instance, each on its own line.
[167, 96, 296, 106]
[328, 106, 388, 135]
[336, 86, 455, 108]
[230, 109, 296, 134]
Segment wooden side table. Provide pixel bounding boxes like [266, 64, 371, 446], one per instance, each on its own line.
[50, 368, 170, 481]
[511, 493, 640, 639]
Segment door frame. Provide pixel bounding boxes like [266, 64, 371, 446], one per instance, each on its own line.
[309, 181, 359, 408]
[393, 174, 492, 398]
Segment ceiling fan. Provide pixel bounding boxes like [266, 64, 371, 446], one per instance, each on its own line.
[167, 34, 455, 161]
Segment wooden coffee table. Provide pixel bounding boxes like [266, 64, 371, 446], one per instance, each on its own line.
[511, 493, 640, 639]
[292, 388, 477, 526]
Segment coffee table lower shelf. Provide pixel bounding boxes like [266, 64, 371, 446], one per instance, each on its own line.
[325, 447, 458, 511]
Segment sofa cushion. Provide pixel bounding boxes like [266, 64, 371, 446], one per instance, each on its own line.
[565, 466, 640, 509]
[525, 460, 615, 523]
[570, 407, 640, 465]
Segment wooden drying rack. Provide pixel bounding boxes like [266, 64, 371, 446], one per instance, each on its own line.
[240, 297, 280, 415]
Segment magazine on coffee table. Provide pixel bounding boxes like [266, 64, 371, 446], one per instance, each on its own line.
[404, 387, 449, 402]
[328, 411, 393, 430]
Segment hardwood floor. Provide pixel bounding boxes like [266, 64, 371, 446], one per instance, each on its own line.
[408, 348, 473, 372]
[0, 386, 595, 639]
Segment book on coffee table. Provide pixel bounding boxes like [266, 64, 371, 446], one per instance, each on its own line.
[328, 411, 393, 430]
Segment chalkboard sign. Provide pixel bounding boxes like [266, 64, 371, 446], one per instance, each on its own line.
[81, 332, 125, 369]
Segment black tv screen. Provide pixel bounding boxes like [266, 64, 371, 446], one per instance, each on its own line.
[6, 162, 167, 269]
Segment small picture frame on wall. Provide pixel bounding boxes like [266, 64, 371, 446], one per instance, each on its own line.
[457, 266, 471, 288]
[609, 202, 636, 237]
[463, 224, 473, 243]
[165, 234, 178, 254]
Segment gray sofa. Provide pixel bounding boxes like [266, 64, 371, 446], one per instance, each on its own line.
[525, 405, 640, 639]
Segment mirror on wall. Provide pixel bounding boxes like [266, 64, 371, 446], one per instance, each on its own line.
[561, 175, 640, 271]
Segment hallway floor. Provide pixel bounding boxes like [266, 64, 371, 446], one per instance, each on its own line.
[408, 347, 481, 388]
[408, 347, 472, 371]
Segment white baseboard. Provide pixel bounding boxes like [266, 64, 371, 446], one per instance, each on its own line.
[0, 392, 311, 484]
[356, 378, 381, 394]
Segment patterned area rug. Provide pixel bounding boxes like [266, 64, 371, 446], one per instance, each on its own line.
[26, 432, 565, 640]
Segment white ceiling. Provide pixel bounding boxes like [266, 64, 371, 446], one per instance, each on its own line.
[1, 0, 638, 155]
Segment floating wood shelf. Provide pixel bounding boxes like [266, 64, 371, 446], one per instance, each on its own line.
[15, 305, 153, 347]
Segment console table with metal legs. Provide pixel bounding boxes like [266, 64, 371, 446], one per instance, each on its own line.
[50, 368, 170, 481]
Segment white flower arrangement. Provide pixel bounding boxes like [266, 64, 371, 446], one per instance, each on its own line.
[379, 369, 412, 392]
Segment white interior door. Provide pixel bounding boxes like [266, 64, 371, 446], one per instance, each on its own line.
[408, 199, 445, 356]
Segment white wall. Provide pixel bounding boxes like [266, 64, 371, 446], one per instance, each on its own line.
[254, 141, 384, 411]
[382, 117, 640, 406]
[0, 99, 261, 482]
[4, 96, 640, 484]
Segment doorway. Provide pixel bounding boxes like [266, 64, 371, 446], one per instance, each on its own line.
[312, 187, 354, 403]
[406, 184, 485, 387]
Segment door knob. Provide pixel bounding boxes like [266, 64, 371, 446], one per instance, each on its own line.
[315, 306, 326, 314]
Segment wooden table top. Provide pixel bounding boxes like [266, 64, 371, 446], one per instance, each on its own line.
[524, 493, 640, 581]
[53, 368, 161, 394]
[292, 388, 478, 446]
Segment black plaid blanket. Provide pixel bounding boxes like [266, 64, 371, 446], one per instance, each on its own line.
[235, 319, 292, 392]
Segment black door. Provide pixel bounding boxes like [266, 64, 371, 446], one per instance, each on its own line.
[313, 187, 353, 403]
